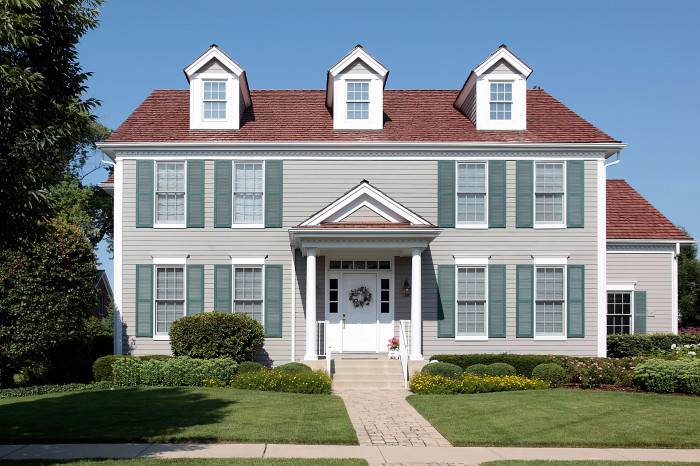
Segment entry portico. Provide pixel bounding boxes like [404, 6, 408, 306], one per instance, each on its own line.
[289, 181, 441, 360]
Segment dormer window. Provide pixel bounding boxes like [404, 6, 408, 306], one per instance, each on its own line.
[347, 81, 369, 120]
[489, 82, 512, 120]
[203, 81, 227, 120]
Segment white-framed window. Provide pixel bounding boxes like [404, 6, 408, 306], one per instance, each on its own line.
[155, 266, 185, 337]
[97, 295, 106, 317]
[234, 266, 263, 324]
[535, 162, 565, 225]
[203, 80, 227, 120]
[607, 291, 633, 335]
[155, 162, 186, 226]
[489, 82, 512, 120]
[457, 266, 487, 338]
[346, 81, 369, 120]
[535, 266, 566, 337]
[234, 162, 263, 225]
[457, 162, 487, 226]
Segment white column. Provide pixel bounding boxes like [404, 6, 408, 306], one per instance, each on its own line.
[410, 248, 423, 360]
[304, 249, 318, 360]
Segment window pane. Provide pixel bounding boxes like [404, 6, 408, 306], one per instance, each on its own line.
[607, 292, 632, 335]
[457, 267, 486, 336]
[536, 302, 564, 335]
[536, 163, 564, 193]
[536, 268, 563, 300]
[234, 267, 263, 324]
[234, 163, 263, 224]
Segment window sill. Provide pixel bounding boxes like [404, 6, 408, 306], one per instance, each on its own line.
[533, 224, 567, 229]
[153, 335, 170, 341]
[231, 223, 265, 229]
[534, 335, 567, 341]
[455, 336, 488, 341]
[154, 224, 186, 229]
[456, 224, 488, 229]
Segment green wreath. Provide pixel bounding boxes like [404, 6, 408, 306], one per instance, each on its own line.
[348, 286, 372, 308]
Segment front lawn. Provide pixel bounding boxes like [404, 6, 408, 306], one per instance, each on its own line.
[0, 460, 367, 466]
[408, 390, 700, 448]
[0, 387, 357, 445]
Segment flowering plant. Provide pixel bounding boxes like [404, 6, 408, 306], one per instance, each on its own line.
[348, 286, 372, 308]
[387, 337, 399, 351]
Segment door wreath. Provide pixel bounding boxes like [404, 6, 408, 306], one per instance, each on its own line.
[348, 286, 372, 308]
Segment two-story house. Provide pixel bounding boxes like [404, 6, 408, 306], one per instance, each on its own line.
[98, 45, 693, 366]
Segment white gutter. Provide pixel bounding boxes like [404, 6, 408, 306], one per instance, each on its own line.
[604, 150, 621, 168]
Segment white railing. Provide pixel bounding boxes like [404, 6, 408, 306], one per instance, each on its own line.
[399, 319, 410, 388]
[317, 320, 332, 375]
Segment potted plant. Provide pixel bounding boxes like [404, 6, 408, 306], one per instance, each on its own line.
[387, 337, 399, 359]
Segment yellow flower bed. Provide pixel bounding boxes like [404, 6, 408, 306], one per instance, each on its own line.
[410, 372, 549, 394]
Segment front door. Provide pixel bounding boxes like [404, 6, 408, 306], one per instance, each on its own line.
[342, 273, 378, 351]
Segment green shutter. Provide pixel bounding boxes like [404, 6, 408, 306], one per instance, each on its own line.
[437, 264, 455, 338]
[265, 160, 283, 228]
[516, 160, 533, 228]
[634, 290, 647, 335]
[438, 160, 456, 228]
[488, 161, 506, 228]
[136, 160, 154, 228]
[516, 265, 534, 337]
[488, 265, 506, 338]
[187, 265, 204, 316]
[567, 160, 584, 228]
[135, 264, 153, 337]
[214, 161, 232, 228]
[214, 265, 232, 312]
[187, 160, 205, 228]
[265, 264, 283, 337]
[567, 265, 585, 338]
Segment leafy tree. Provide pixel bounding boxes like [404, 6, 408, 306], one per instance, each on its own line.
[678, 227, 700, 327]
[0, 219, 97, 387]
[0, 0, 103, 248]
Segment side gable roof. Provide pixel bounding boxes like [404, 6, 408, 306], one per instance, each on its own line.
[607, 179, 692, 240]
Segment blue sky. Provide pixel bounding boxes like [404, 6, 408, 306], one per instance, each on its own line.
[78, 0, 700, 286]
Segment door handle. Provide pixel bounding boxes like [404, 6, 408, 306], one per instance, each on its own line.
[342, 313, 346, 329]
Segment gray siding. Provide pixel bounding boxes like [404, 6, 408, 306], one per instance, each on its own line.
[607, 252, 675, 333]
[460, 85, 477, 124]
[199, 58, 230, 74]
[486, 59, 518, 75]
[342, 59, 373, 76]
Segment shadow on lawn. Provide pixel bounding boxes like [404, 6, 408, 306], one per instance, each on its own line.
[0, 387, 232, 444]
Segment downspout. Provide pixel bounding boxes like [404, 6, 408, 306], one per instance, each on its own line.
[291, 245, 296, 362]
[604, 151, 621, 168]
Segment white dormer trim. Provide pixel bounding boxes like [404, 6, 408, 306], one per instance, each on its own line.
[326, 46, 389, 131]
[454, 45, 532, 131]
[184, 45, 251, 130]
[300, 180, 429, 227]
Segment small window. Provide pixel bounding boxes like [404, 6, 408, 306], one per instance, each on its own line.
[234, 267, 263, 323]
[155, 267, 185, 336]
[457, 163, 486, 224]
[97, 295, 106, 316]
[329, 278, 339, 313]
[457, 267, 486, 336]
[607, 292, 632, 335]
[234, 163, 263, 224]
[203, 81, 226, 120]
[347, 81, 369, 120]
[489, 82, 512, 120]
[535, 267, 565, 336]
[155, 162, 185, 225]
[380, 278, 391, 313]
[535, 163, 565, 224]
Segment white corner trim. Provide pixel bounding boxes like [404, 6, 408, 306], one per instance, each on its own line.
[152, 254, 189, 265]
[607, 281, 636, 291]
[230, 255, 267, 265]
[597, 158, 607, 357]
[114, 160, 124, 355]
[453, 255, 490, 266]
[532, 255, 569, 266]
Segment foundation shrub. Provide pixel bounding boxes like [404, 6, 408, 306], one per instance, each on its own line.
[169, 311, 265, 362]
[464, 364, 489, 376]
[273, 362, 312, 374]
[410, 372, 549, 395]
[421, 362, 463, 379]
[607, 333, 700, 358]
[531, 363, 567, 387]
[238, 361, 267, 373]
[111, 356, 237, 387]
[227, 369, 332, 394]
[633, 359, 700, 395]
[93, 355, 171, 382]
[485, 363, 516, 376]
[548, 355, 639, 388]
[430, 354, 550, 377]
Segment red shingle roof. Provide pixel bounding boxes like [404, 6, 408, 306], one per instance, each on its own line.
[104, 174, 114, 183]
[607, 179, 691, 240]
[106, 89, 618, 144]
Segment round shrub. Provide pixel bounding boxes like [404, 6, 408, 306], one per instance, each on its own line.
[633, 359, 679, 393]
[169, 311, 265, 363]
[464, 364, 489, 376]
[485, 363, 516, 376]
[273, 362, 312, 374]
[421, 362, 463, 379]
[531, 363, 567, 387]
[238, 361, 266, 373]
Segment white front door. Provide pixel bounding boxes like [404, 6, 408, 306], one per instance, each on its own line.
[342, 273, 378, 351]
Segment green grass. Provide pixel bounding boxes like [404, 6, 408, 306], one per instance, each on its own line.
[0, 387, 357, 445]
[408, 390, 700, 448]
[484, 462, 700, 466]
[0, 460, 367, 466]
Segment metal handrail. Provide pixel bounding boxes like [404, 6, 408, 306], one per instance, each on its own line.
[399, 319, 410, 388]
[317, 320, 332, 376]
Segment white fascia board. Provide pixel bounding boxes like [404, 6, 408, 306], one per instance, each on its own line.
[289, 228, 442, 249]
[607, 239, 697, 246]
[328, 47, 388, 80]
[184, 47, 244, 79]
[473, 47, 532, 78]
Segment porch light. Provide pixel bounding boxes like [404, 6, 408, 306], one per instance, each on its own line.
[402, 278, 411, 297]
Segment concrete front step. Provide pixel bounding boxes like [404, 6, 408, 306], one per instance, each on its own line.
[333, 380, 405, 389]
[332, 358, 405, 389]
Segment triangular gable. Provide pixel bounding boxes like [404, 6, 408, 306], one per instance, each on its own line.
[300, 180, 430, 227]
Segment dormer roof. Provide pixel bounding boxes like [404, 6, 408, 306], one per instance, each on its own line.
[326, 45, 389, 109]
[183, 44, 252, 108]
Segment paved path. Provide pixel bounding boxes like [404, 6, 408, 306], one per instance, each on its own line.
[335, 388, 451, 447]
[2, 443, 700, 465]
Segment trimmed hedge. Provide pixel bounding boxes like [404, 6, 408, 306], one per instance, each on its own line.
[226, 369, 332, 394]
[169, 311, 265, 362]
[238, 361, 266, 373]
[111, 356, 237, 387]
[93, 355, 171, 382]
[608, 333, 700, 358]
[273, 362, 312, 374]
[633, 359, 700, 394]
[431, 354, 550, 377]
[485, 363, 516, 376]
[532, 363, 567, 388]
[410, 372, 549, 395]
[464, 364, 489, 376]
[0, 381, 116, 399]
[421, 362, 463, 379]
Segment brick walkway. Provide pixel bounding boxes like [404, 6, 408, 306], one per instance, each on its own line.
[335, 388, 451, 447]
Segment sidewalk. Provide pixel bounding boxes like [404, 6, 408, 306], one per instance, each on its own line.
[2, 443, 700, 465]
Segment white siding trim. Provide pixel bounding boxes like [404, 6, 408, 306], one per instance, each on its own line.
[532, 255, 568, 266]
[597, 159, 607, 356]
[114, 161, 123, 355]
[672, 242, 680, 334]
[607, 281, 636, 291]
[152, 255, 188, 265]
[230, 256, 266, 265]
[453, 255, 490, 266]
